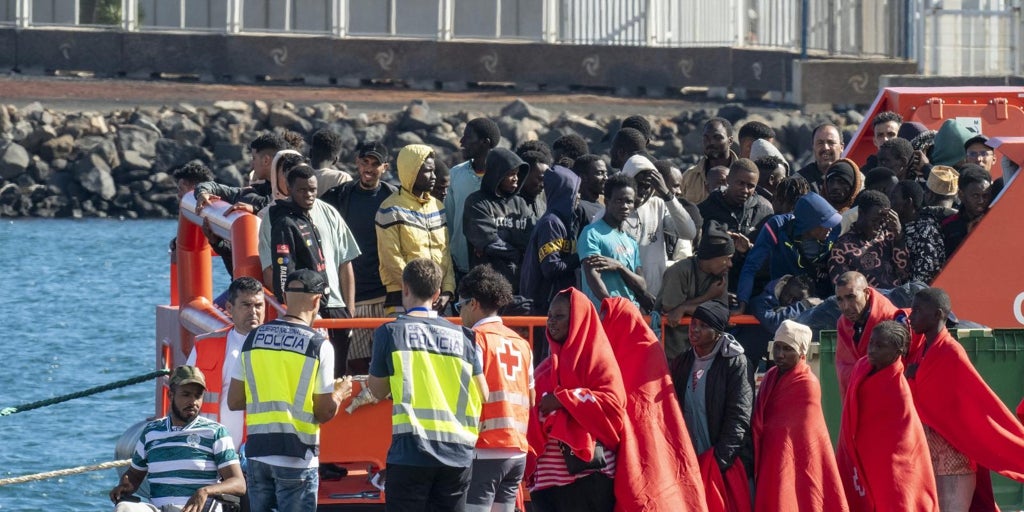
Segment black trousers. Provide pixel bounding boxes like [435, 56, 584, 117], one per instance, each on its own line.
[530, 473, 615, 512]
[384, 463, 472, 512]
[320, 306, 351, 377]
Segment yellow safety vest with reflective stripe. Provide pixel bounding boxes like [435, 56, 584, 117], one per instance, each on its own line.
[388, 316, 483, 451]
[240, 320, 325, 459]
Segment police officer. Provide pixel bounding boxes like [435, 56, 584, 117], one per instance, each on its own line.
[367, 258, 488, 512]
[227, 270, 353, 512]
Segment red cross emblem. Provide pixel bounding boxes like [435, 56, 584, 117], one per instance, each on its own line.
[497, 339, 522, 381]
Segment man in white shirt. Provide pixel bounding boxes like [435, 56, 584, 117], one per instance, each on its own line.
[187, 276, 265, 446]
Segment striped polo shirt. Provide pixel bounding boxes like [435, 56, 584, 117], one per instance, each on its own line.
[130, 416, 239, 507]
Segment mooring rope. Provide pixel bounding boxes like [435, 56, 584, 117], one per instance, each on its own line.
[0, 459, 131, 486]
[0, 368, 170, 416]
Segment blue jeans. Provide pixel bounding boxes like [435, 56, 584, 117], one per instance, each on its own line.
[245, 459, 318, 512]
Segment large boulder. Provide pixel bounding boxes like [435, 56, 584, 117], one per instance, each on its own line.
[500, 98, 551, 124]
[0, 142, 30, 180]
[75, 153, 116, 200]
[117, 125, 161, 159]
[396, 100, 441, 133]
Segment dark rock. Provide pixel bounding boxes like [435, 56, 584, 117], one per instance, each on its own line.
[112, 185, 134, 208]
[120, 150, 152, 172]
[154, 138, 209, 173]
[0, 105, 11, 134]
[21, 123, 58, 154]
[148, 172, 176, 191]
[214, 165, 245, 188]
[0, 142, 30, 180]
[213, 143, 246, 162]
[500, 98, 551, 124]
[129, 180, 153, 193]
[11, 120, 32, 142]
[51, 158, 68, 172]
[551, 114, 605, 144]
[30, 158, 52, 183]
[75, 153, 117, 200]
[88, 137, 121, 169]
[268, 107, 312, 133]
[717, 103, 748, 125]
[160, 113, 205, 146]
[40, 134, 75, 161]
[393, 130, 424, 147]
[14, 173, 35, 188]
[396, 100, 441, 132]
[117, 124, 161, 159]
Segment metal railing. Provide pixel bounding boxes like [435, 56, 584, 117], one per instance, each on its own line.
[2, 0, 1021, 75]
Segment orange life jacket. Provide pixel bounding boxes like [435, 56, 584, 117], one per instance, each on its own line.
[474, 320, 532, 452]
[193, 327, 230, 422]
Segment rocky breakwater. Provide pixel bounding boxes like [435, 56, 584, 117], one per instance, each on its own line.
[0, 98, 865, 219]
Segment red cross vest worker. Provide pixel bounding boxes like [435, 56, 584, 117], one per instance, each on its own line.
[834, 271, 906, 397]
[187, 276, 266, 447]
[458, 265, 535, 512]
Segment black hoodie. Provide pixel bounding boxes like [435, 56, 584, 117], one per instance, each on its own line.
[463, 148, 537, 291]
[268, 199, 328, 303]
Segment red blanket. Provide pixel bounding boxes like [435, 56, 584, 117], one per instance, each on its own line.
[526, 288, 627, 481]
[753, 361, 849, 512]
[601, 297, 707, 512]
[837, 357, 938, 512]
[906, 328, 1024, 500]
[836, 288, 904, 397]
[698, 450, 751, 512]
[1018, 398, 1024, 423]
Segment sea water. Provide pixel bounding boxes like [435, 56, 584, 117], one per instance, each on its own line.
[0, 219, 228, 511]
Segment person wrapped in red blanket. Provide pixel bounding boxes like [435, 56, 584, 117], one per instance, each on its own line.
[837, 320, 939, 512]
[835, 271, 907, 397]
[525, 288, 627, 512]
[907, 287, 1024, 511]
[753, 320, 848, 512]
[670, 300, 753, 512]
[601, 297, 707, 512]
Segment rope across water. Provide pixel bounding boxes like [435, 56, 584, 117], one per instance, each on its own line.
[0, 368, 170, 416]
[0, 459, 131, 486]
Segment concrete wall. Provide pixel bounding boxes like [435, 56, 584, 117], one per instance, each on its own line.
[3, 27, 916, 106]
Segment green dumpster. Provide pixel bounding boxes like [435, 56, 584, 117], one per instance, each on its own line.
[819, 328, 1024, 509]
[818, 331, 842, 446]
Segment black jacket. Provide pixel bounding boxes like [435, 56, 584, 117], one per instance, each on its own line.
[463, 149, 537, 291]
[321, 180, 399, 219]
[268, 200, 328, 303]
[194, 181, 273, 214]
[671, 333, 754, 476]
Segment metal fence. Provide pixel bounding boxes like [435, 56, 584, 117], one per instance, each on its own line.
[0, 0, 1020, 75]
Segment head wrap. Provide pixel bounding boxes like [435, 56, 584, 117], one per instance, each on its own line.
[692, 300, 730, 333]
[772, 319, 812, 356]
[698, 220, 736, 259]
[927, 165, 959, 196]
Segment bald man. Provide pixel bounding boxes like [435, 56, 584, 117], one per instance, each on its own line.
[834, 271, 908, 397]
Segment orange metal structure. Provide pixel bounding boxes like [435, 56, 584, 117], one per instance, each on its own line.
[843, 86, 1024, 176]
[845, 87, 1024, 328]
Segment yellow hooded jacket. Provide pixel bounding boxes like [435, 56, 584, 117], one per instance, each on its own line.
[374, 144, 456, 294]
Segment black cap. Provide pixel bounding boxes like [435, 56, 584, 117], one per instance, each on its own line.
[358, 141, 388, 163]
[963, 134, 991, 150]
[698, 220, 736, 260]
[285, 269, 327, 294]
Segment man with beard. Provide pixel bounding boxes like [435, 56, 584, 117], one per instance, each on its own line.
[798, 124, 845, 194]
[834, 271, 907, 398]
[322, 141, 398, 373]
[111, 366, 246, 512]
[447, 118, 502, 281]
[680, 118, 738, 205]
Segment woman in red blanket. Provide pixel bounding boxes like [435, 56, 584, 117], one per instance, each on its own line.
[526, 288, 627, 512]
[837, 320, 939, 512]
[907, 287, 1024, 511]
[670, 300, 753, 512]
[601, 297, 707, 512]
[753, 320, 848, 512]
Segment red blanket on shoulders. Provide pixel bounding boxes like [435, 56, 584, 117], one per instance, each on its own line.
[837, 357, 938, 512]
[836, 288, 905, 397]
[906, 328, 1024, 509]
[752, 361, 848, 512]
[601, 297, 707, 512]
[698, 450, 751, 512]
[525, 288, 627, 481]
[1018, 398, 1024, 423]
